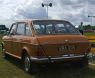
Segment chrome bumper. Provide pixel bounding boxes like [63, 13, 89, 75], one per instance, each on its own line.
[30, 55, 86, 63]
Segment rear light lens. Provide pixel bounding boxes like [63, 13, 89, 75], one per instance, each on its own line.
[91, 43, 95, 48]
[86, 46, 91, 54]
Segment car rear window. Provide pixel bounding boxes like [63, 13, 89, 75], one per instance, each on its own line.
[33, 20, 80, 35]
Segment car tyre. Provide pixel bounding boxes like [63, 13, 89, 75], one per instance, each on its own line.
[72, 56, 88, 67]
[81, 56, 88, 67]
[23, 54, 38, 74]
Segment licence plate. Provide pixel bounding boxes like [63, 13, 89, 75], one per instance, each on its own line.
[58, 45, 76, 51]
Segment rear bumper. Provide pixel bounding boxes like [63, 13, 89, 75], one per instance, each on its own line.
[30, 55, 87, 63]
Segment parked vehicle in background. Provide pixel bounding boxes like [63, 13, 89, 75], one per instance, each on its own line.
[2, 19, 91, 73]
[0, 25, 9, 33]
[87, 35, 95, 54]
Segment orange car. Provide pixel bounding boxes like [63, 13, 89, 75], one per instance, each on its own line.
[2, 20, 91, 73]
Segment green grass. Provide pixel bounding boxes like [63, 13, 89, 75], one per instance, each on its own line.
[84, 32, 95, 36]
[0, 54, 34, 78]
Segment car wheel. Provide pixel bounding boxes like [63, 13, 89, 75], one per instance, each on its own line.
[72, 57, 88, 67]
[3, 53, 8, 59]
[23, 54, 38, 74]
[81, 57, 88, 67]
[76, 57, 88, 67]
[24, 55, 31, 73]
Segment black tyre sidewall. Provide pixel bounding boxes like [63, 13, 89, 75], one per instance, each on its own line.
[23, 55, 31, 73]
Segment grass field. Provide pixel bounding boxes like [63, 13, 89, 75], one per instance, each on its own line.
[1, 34, 95, 78]
[84, 32, 95, 36]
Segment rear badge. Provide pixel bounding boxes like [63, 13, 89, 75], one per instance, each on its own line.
[65, 40, 68, 42]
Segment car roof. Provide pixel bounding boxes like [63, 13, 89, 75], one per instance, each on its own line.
[16, 19, 69, 23]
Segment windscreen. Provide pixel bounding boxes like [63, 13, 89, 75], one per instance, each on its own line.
[33, 20, 80, 35]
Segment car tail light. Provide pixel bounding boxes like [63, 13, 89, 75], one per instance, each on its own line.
[86, 47, 91, 53]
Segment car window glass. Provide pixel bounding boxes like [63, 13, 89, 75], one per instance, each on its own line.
[46, 24, 54, 34]
[17, 23, 25, 35]
[26, 26, 32, 36]
[55, 24, 68, 33]
[33, 21, 80, 35]
[10, 24, 17, 35]
[34, 24, 45, 34]
[65, 23, 78, 33]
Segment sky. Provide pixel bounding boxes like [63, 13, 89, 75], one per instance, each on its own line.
[0, 0, 95, 27]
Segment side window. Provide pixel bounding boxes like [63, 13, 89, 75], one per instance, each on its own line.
[34, 24, 45, 34]
[16, 23, 25, 35]
[55, 24, 67, 33]
[46, 24, 54, 34]
[9, 23, 17, 35]
[25, 26, 32, 36]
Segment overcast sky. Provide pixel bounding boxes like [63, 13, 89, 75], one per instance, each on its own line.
[0, 0, 95, 27]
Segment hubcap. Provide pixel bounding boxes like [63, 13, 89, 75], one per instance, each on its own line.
[24, 56, 30, 72]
